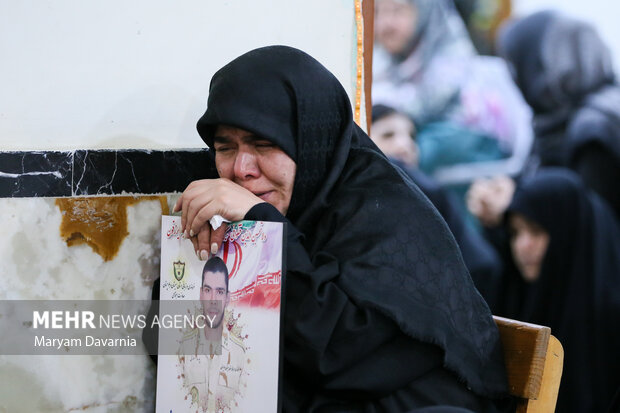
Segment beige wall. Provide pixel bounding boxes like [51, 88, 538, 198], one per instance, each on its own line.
[0, 0, 364, 150]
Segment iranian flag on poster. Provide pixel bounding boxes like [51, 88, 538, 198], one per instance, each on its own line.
[221, 221, 282, 309]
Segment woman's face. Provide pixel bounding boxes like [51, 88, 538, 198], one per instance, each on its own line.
[375, 0, 418, 56]
[213, 125, 296, 216]
[509, 213, 550, 282]
[370, 113, 418, 167]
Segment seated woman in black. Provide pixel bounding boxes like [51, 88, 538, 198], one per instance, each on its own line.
[163, 46, 512, 412]
[503, 168, 620, 413]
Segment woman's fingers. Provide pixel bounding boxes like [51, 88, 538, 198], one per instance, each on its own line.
[210, 224, 228, 256]
[172, 192, 183, 214]
[190, 235, 199, 258]
[186, 193, 214, 237]
[179, 180, 213, 236]
[175, 178, 262, 242]
[195, 224, 212, 260]
[194, 222, 228, 260]
[180, 188, 197, 237]
[189, 208, 229, 261]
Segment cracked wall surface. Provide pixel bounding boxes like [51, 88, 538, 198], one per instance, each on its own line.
[0, 196, 167, 412]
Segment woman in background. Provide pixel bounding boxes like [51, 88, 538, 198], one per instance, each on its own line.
[498, 11, 620, 217]
[373, 0, 533, 234]
[503, 169, 620, 413]
[373, 0, 532, 171]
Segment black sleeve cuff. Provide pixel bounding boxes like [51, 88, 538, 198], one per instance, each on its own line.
[244, 202, 287, 222]
[244, 202, 304, 243]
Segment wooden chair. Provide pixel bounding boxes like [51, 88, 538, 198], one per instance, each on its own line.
[493, 316, 564, 413]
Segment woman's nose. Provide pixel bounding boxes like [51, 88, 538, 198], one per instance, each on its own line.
[516, 232, 534, 253]
[233, 150, 260, 180]
[395, 135, 416, 159]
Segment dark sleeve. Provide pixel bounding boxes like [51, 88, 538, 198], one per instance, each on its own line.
[405, 169, 503, 311]
[142, 278, 159, 365]
[607, 385, 620, 413]
[244, 203, 309, 271]
[483, 225, 528, 320]
[572, 143, 620, 217]
[428, 188, 502, 310]
[244, 203, 509, 412]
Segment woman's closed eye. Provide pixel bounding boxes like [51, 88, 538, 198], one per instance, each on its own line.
[214, 145, 234, 153]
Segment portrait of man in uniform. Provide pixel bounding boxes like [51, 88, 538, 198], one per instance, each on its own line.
[178, 256, 248, 412]
[200, 256, 230, 355]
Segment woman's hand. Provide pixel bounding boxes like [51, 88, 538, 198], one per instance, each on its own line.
[173, 178, 264, 259]
[467, 175, 516, 228]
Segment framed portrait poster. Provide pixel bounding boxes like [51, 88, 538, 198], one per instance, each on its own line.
[157, 216, 284, 412]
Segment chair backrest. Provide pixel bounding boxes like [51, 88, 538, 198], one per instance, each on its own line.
[493, 316, 564, 413]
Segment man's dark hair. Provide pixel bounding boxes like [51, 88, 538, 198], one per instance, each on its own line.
[371, 104, 398, 124]
[201, 256, 229, 292]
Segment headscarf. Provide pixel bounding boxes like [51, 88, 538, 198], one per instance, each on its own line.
[498, 11, 620, 170]
[373, 0, 530, 153]
[505, 168, 620, 412]
[197, 46, 509, 407]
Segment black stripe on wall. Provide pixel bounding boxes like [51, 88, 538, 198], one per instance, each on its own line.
[0, 149, 216, 197]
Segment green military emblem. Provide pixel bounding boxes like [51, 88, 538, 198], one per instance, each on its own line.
[190, 386, 199, 405]
[173, 260, 185, 281]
